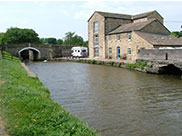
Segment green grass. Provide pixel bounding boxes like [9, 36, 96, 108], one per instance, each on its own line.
[127, 60, 148, 70]
[0, 54, 99, 136]
[1, 50, 20, 62]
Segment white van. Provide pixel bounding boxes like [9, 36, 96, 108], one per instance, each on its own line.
[71, 47, 88, 58]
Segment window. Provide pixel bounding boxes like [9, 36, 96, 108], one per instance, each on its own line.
[93, 21, 99, 33]
[109, 47, 112, 59]
[117, 34, 120, 41]
[94, 34, 99, 45]
[109, 48, 112, 54]
[109, 35, 112, 41]
[128, 33, 131, 40]
[128, 48, 131, 54]
[94, 47, 99, 57]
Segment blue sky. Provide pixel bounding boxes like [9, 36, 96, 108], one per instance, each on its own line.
[0, 1, 182, 40]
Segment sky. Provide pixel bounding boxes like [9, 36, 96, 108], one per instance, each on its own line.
[0, 1, 182, 40]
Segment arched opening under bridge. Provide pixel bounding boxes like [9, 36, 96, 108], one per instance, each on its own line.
[18, 47, 41, 61]
[159, 64, 182, 76]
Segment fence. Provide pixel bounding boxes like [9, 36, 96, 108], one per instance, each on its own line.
[0, 48, 20, 62]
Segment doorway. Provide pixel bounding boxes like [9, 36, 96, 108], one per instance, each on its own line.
[117, 47, 120, 59]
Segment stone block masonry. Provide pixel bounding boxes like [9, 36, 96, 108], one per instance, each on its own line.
[2, 44, 73, 61]
[137, 48, 182, 62]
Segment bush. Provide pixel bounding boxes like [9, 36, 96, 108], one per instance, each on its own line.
[90, 60, 96, 64]
[97, 61, 104, 65]
[76, 59, 83, 62]
[117, 62, 121, 67]
[108, 61, 114, 66]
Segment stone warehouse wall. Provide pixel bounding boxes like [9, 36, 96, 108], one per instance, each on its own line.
[137, 48, 182, 61]
[88, 12, 106, 59]
[106, 31, 153, 61]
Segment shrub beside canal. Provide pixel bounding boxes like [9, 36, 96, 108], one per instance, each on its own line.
[0, 57, 99, 135]
[127, 60, 148, 70]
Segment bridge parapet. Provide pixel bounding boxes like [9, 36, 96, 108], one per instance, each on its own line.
[2, 43, 73, 60]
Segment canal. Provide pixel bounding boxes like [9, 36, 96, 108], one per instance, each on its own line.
[28, 62, 182, 136]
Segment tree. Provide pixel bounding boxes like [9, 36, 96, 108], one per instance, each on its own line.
[57, 39, 63, 45]
[63, 32, 86, 46]
[63, 32, 75, 46]
[171, 31, 182, 38]
[39, 38, 45, 44]
[83, 41, 88, 47]
[46, 38, 57, 44]
[3, 27, 39, 44]
[0, 33, 5, 46]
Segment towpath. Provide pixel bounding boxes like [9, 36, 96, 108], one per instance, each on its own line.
[21, 63, 36, 77]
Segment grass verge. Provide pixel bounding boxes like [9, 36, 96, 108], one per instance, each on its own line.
[0, 56, 99, 136]
[127, 60, 148, 70]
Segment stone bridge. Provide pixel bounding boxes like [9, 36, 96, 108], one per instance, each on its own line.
[2, 43, 73, 61]
[137, 48, 182, 75]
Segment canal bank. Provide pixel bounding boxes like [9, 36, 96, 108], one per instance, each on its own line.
[53, 57, 182, 77]
[28, 61, 182, 136]
[54, 57, 150, 73]
[0, 57, 98, 135]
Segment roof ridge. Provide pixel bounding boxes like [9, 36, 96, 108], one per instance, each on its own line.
[88, 10, 161, 22]
[96, 11, 131, 16]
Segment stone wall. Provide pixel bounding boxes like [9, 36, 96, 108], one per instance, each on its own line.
[137, 48, 182, 61]
[88, 12, 105, 59]
[2, 43, 73, 60]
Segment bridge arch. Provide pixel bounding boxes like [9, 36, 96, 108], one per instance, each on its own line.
[18, 47, 41, 61]
[159, 64, 182, 76]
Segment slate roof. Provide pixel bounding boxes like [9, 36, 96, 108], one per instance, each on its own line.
[135, 31, 182, 46]
[88, 10, 159, 22]
[132, 10, 161, 19]
[96, 11, 132, 20]
[108, 19, 156, 34]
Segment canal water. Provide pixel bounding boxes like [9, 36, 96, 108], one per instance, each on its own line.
[28, 62, 182, 136]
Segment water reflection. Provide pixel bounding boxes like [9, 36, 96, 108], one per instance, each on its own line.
[28, 62, 182, 136]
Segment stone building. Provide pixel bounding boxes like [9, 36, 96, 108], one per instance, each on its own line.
[88, 10, 182, 61]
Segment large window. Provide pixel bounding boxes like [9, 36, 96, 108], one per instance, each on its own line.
[94, 47, 99, 57]
[128, 48, 131, 54]
[128, 33, 131, 40]
[93, 21, 99, 33]
[94, 34, 99, 45]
